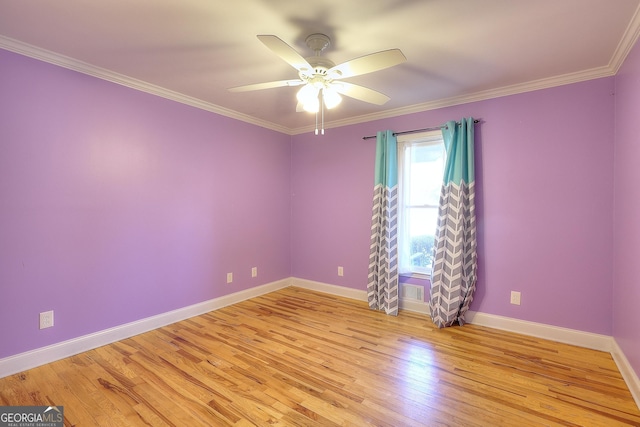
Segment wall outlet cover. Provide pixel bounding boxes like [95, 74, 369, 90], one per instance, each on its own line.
[39, 311, 54, 329]
[510, 291, 521, 305]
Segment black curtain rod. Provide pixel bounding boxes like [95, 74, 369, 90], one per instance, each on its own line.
[361, 119, 480, 140]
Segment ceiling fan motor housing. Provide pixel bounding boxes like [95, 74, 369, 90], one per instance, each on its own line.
[305, 33, 331, 53]
[301, 57, 337, 78]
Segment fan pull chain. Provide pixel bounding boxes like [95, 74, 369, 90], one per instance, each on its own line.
[321, 92, 325, 135]
[314, 90, 325, 135]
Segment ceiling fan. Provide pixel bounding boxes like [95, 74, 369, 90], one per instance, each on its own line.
[229, 34, 406, 132]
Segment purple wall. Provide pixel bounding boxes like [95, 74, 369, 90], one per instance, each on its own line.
[1, 42, 630, 363]
[613, 39, 640, 376]
[292, 78, 615, 335]
[0, 50, 292, 359]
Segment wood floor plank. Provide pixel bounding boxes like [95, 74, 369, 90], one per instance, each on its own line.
[1, 286, 639, 426]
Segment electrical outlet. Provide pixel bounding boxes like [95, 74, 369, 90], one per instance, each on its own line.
[338, 266, 344, 276]
[510, 291, 521, 305]
[226, 272, 233, 284]
[251, 267, 257, 278]
[39, 310, 54, 329]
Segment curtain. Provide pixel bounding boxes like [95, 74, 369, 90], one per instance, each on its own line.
[367, 130, 399, 315]
[429, 118, 477, 327]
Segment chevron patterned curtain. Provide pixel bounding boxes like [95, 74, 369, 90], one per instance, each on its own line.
[367, 130, 399, 316]
[429, 118, 478, 328]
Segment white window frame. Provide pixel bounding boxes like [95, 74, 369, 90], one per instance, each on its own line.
[397, 130, 445, 278]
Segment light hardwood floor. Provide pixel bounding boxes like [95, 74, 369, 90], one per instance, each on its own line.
[1, 287, 639, 426]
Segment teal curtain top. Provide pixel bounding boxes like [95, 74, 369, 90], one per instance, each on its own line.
[374, 130, 398, 188]
[441, 117, 475, 185]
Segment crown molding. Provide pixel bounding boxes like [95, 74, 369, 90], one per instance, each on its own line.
[3, 13, 639, 138]
[610, 3, 640, 73]
[292, 65, 615, 135]
[0, 36, 291, 135]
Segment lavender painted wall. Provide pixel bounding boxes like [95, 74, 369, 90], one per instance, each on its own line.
[291, 78, 615, 335]
[0, 43, 624, 363]
[613, 39, 640, 376]
[0, 49, 292, 359]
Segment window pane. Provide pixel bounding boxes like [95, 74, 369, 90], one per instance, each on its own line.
[408, 144, 444, 206]
[407, 207, 438, 270]
[397, 131, 444, 276]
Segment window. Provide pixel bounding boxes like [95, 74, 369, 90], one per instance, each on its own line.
[397, 130, 445, 277]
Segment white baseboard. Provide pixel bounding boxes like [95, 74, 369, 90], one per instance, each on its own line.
[464, 310, 613, 352]
[290, 277, 431, 315]
[0, 278, 291, 378]
[399, 299, 430, 314]
[291, 277, 368, 301]
[611, 339, 640, 409]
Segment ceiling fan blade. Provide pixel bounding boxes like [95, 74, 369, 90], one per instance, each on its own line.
[257, 35, 313, 73]
[332, 82, 390, 105]
[228, 79, 304, 92]
[328, 49, 406, 79]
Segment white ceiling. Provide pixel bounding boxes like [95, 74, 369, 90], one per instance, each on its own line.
[1, 0, 639, 134]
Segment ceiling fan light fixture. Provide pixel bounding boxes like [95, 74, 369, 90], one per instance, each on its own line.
[322, 87, 342, 109]
[303, 98, 320, 113]
[297, 84, 320, 112]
